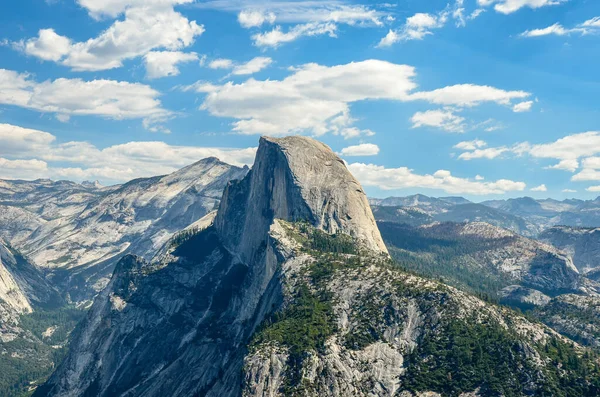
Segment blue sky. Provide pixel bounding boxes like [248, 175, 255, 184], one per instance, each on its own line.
[1, 0, 599, 200]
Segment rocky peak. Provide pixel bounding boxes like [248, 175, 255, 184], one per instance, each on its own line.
[215, 135, 387, 262]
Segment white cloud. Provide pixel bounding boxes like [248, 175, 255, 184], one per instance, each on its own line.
[411, 109, 466, 133]
[521, 23, 571, 37]
[198, 60, 417, 136]
[0, 124, 56, 155]
[232, 57, 273, 75]
[252, 22, 337, 47]
[377, 30, 401, 48]
[144, 51, 198, 79]
[528, 132, 600, 160]
[0, 69, 170, 128]
[207, 57, 273, 75]
[454, 132, 600, 177]
[19, 3, 204, 71]
[582, 16, 600, 28]
[409, 84, 531, 108]
[0, 158, 49, 180]
[586, 186, 600, 192]
[193, 60, 531, 137]
[479, 0, 567, 15]
[454, 139, 487, 150]
[238, 10, 276, 28]
[562, 189, 576, 193]
[21, 29, 71, 61]
[377, 11, 448, 47]
[547, 159, 579, 172]
[220, 3, 387, 47]
[520, 16, 600, 38]
[475, 174, 485, 180]
[458, 147, 509, 160]
[75, 0, 195, 19]
[209, 58, 234, 69]
[531, 184, 547, 192]
[339, 143, 380, 156]
[202, 2, 386, 25]
[512, 100, 533, 112]
[348, 162, 526, 195]
[0, 123, 256, 183]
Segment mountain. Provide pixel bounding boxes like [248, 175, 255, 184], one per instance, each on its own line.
[1, 158, 248, 302]
[371, 195, 600, 236]
[371, 200, 538, 236]
[539, 226, 600, 273]
[378, 221, 586, 300]
[0, 178, 110, 221]
[369, 194, 469, 213]
[0, 241, 79, 395]
[37, 136, 600, 397]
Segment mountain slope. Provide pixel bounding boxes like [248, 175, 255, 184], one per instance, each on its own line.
[0, 241, 78, 396]
[378, 221, 584, 299]
[539, 226, 600, 273]
[37, 136, 600, 397]
[15, 158, 247, 301]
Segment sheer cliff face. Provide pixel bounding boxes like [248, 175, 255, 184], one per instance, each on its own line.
[37, 136, 594, 397]
[215, 136, 387, 263]
[37, 136, 388, 397]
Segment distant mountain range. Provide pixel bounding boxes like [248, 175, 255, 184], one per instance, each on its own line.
[370, 194, 600, 237]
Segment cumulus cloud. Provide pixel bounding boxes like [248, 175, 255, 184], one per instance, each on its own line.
[531, 184, 547, 192]
[0, 123, 256, 183]
[547, 159, 579, 172]
[0, 158, 49, 180]
[197, 60, 418, 136]
[454, 131, 600, 180]
[0, 69, 170, 129]
[17, 1, 204, 71]
[144, 51, 198, 79]
[586, 186, 600, 192]
[562, 189, 577, 193]
[411, 109, 465, 133]
[347, 163, 526, 195]
[188, 59, 531, 137]
[339, 143, 380, 156]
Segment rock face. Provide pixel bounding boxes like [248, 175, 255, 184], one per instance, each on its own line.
[37, 136, 599, 397]
[37, 136, 386, 397]
[540, 226, 600, 273]
[0, 241, 62, 314]
[215, 136, 388, 261]
[0, 158, 247, 301]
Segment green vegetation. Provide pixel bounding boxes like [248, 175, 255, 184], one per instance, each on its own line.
[404, 315, 600, 397]
[249, 221, 600, 396]
[379, 221, 515, 299]
[533, 297, 600, 348]
[0, 306, 85, 397]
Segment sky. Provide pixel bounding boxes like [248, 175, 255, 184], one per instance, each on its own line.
[1, 0, 599, 201]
